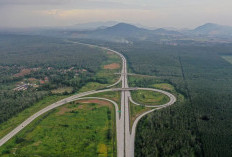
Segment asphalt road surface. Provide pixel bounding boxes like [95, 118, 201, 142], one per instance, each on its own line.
[0, 41, 176, 157]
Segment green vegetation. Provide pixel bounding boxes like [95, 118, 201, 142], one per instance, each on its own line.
[131, 90, 170, 106]
[79, 82, 107, 92]
[0, 35, 123, 156]
[111, 80, 122, 88]
[151, 83, 175, 92]
[0, 90, 48, 124]
[2, 33, 232, 156]
[97, 41, 232, 156]
[128, 75, 162, 88]
[86, 91, 121, 108]
[129, 101, 150, 130]
[0, 101, 116, 156]
[97, 50, 121, 85]
[0, 34, 121, 129]
[221, 55, 232, 64]
[51, 87, 73, 94]
[0, 95, 67, 139]
[0, 34, 108, 125]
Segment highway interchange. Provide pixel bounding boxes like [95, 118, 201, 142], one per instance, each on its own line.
[0, 42, 176, 157]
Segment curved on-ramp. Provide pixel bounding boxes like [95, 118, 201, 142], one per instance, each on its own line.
[129, 88, 176, 108]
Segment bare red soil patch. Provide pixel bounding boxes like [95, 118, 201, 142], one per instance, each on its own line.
[14, 69, 31, 77]
[107, 51, 114, 55]
[104, 63, 120, 70]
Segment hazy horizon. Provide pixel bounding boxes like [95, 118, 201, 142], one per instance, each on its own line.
[0, 0, 232, 29]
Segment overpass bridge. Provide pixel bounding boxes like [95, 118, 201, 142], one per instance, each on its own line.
[112, 88, 138, 91]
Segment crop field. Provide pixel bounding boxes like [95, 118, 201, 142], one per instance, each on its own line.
[0, 100, 116, 157]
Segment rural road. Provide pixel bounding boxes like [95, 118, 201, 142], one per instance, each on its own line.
[0, 41, 176, 157]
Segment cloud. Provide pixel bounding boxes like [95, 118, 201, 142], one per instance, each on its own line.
[0, 0, 232, 28]
[0, 0, 133, 9]
[39, 9, 159, 23]
[0, 0, 70, 5]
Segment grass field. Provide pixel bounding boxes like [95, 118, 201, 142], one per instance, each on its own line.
[131, 90, 170, 106]
[129, 101, 151, 130]
[79, 82, 108, 92]
[86, 91, 121, 109]
[0, 100, 116, 157]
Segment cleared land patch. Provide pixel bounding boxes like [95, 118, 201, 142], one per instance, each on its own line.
[104, 63, 120, 70]
[13, 69, 32, 77]
[107, 51, 114, 55]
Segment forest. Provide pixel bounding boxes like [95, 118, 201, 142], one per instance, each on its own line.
[82, 39, 232, 157]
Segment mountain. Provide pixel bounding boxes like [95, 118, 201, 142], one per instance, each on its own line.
[193, 23, 232, 36]
[153, 28, 181, 35]
[62, 21, 119, 30]
[32, 22, 232, 43]
[66, 23, 184, 42]
[104, 23, 143, 31]
[95, 23, 148, 35]
[78, 22, 151, 42]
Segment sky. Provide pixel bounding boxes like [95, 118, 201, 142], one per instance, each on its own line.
[0, 0, 232, 29]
